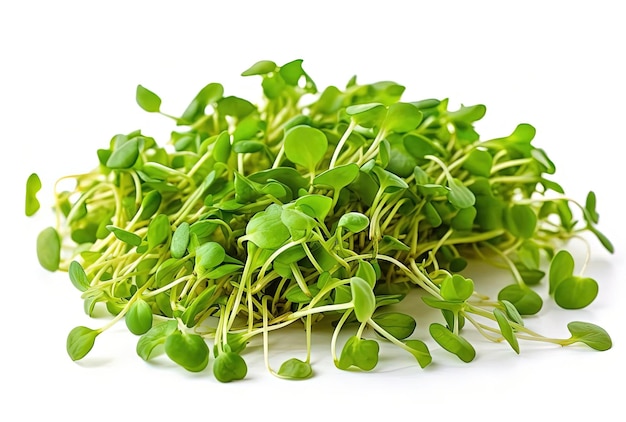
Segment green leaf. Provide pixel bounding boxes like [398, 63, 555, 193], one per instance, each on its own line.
[139, 190, 162, 220]
[212, 131, 232, 164]
[356, 260, 377, 289]
[106, 137, 140, 169]
[295, 195, 333, 222]
[447, 179, 475, 209]
[164, 330, 210, 372]
[504, 204, 537, 239]
[497, 284, 543, 315]
[244, 204, 291, 249]
[196, 242, 226, 271]
[549, 250, 575, 294]
[493, 308, 520, 354]
[567, 321, 612, 351]
[404, 339, 432, 368]
[170, 222, 190, 259]
[68, 261, 90, 292]
[181, 285, 218, 327]
[277, 358, 313, 380]
[337, 336, 379, 371]
[232, 140, 266, 154]
[314, 163, 360, 194]
[106, 225, 142, 247]
[25, 173, 42, 216]
[213, 351, 248, 382]
[147, 214, 170, 250]
[462, 149, 493, 177]
[500, 300, 524, 326]
[588, 225, 614, 254]
[554, 276, 599, 309]
[37, 227, 61, 272]
[346, 103, 386, 128]
[351, 277, 376, 323]
[422, 296, 465, 313]
[383, 102, 423, 133]
[338, 212, 369, 233]
[136, 85, 161, 113]
[372, 165, 409, 193]
[372, 312, 416, 340]
[429, 323, 476, 363]
[439, 274, 474, 302]
[584, 191, 599, 224]
[136, 320, 177, 361]
[284, 125, 328, 173]
[216, 96, 256, 119]
[66, 326, 99, 361]
[180, 82, 224, 123]
[280, 59, 306, 86]
[125, 299, 153, 335]
[241, 60, 277, 76]
[404, 133, 441, 161]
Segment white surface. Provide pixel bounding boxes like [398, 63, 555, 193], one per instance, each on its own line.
[2, 1, 624, 420]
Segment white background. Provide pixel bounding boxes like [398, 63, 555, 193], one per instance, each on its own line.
[2, 1, 624, 420]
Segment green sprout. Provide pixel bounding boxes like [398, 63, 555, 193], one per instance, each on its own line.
[26, 59, 613, 382]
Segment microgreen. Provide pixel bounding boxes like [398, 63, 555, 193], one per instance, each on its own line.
[28, 58, 614, 382]
[37, 227, 61, 272]
[25, 173, 42, 216]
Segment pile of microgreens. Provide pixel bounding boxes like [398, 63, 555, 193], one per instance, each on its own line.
[26, 59, 613, 382]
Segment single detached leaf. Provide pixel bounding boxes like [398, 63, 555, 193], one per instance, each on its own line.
[567, 321, 612, 351]
[67, 326, 99, 361]
[68, 261, 90, 292]
[429, 323, 476, 363]
[493, 308, 520, 354]
[136, 320, 177, 361]
[136, 85, 162, 113]
[213, 351, 248, 383]
[125, 299, 153, 335]
[25, 173, 42, 216]
[277, 358, 313, 380]
[37, 226, 61, 272]
[554, 276, 599, 309]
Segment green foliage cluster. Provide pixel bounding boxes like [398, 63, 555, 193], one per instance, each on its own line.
[27, 59, 613, 381]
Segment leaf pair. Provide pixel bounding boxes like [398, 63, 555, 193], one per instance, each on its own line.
[549, 250, 598, 309]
